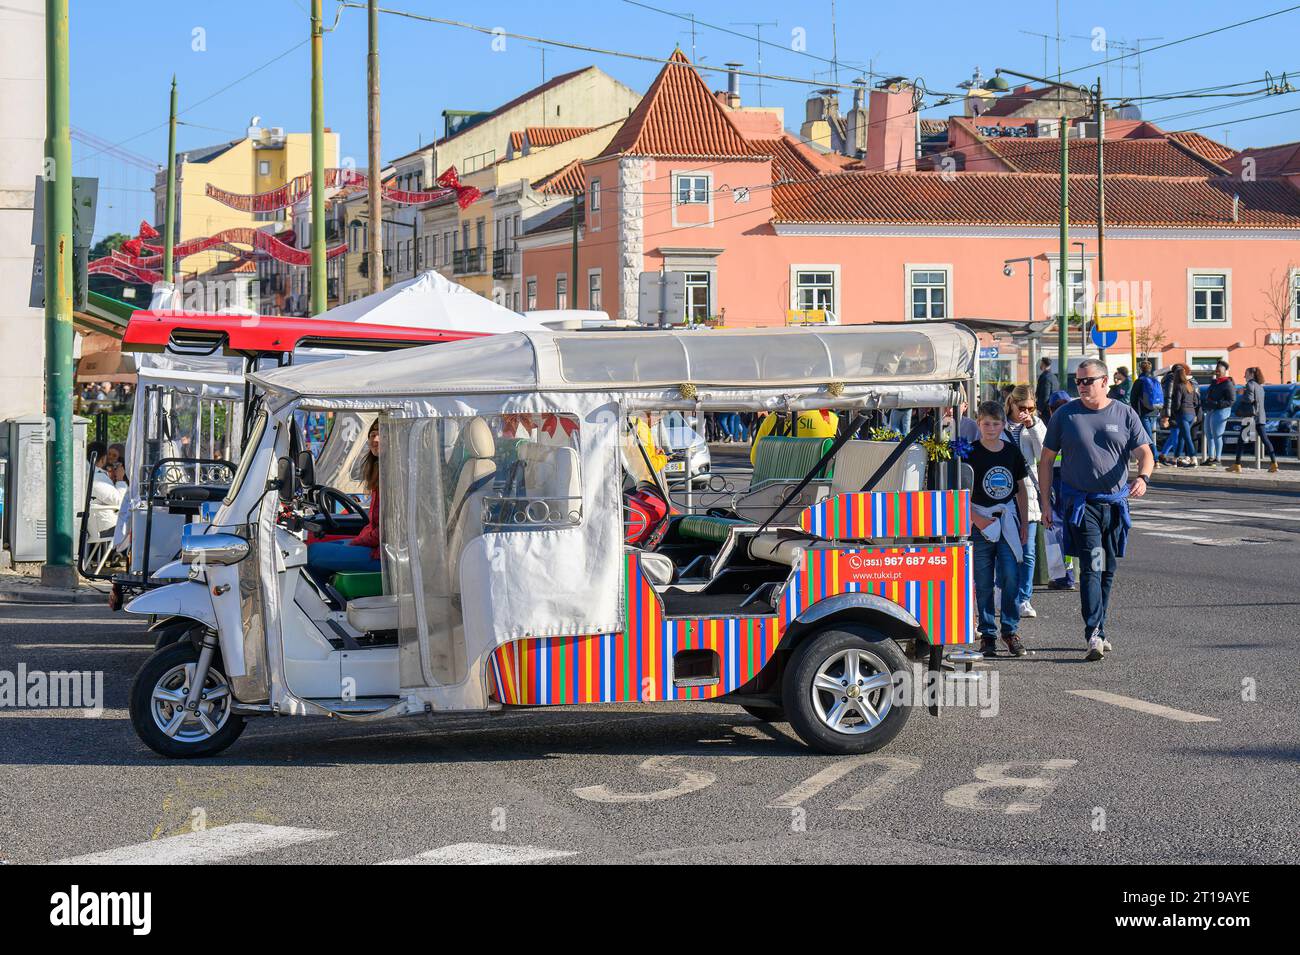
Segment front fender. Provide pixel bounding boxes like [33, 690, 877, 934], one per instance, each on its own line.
[783, 592, 927, 647]
[124, 581, 216, 631]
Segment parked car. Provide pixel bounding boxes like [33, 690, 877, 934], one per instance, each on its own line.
[655, 412, 711, 487]
[1201, 383, 1300, 453]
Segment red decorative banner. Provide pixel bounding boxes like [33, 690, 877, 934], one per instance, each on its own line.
[204, 165, 479, 213]
[115, 228, 346, 269]
[88, 256, 162, 285]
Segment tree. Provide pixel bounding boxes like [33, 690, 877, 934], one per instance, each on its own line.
[1134, 311, 1169, 368]
[89, 232, 131, 261]
[1257, 264, 1298, 384]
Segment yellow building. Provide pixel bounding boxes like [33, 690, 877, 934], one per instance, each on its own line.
[154, 123, 338, 287]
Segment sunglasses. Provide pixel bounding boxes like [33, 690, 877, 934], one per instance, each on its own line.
[1075, 375, 1106, 387]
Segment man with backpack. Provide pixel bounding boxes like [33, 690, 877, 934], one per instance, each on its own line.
[1133, 360, 1164, 443]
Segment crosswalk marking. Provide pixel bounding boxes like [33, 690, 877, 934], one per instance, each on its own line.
[1066, 689, 1219, 723]
[378, 843, 578, 865]
[53, 824, 336, 865]
[1187, 507, 1300, 523]
[0, 708, 127, 719]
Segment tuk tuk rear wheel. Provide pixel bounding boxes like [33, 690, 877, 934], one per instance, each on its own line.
[129, 641, 246, 759]
[782, 626, 911, 755]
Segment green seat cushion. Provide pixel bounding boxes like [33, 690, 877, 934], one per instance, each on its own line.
[331, 571, 384, 599]
[752, 436, 835, 486]
[677, 515, 750, 543]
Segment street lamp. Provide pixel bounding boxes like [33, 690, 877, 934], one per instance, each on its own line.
[1003, 256, 1039, 375]
[991, 67, 1109, 372]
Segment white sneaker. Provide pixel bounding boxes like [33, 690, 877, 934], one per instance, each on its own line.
[1085, 635, 1104, 661]
[1019, 601, 1037, 618]
[1102, 639, 1113, 653]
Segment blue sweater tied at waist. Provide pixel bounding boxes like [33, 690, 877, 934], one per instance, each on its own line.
[1059, 480, 1132, 559]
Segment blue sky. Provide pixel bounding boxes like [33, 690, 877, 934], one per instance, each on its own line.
[71, 0, 1300, 241]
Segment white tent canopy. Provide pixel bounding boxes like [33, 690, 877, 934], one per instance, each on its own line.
[318, 269, 547, 334]
[251, 323, 978, 400]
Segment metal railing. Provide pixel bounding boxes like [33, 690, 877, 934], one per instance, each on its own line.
[452, 247, 486, 275]
[492, 248, 514, 278]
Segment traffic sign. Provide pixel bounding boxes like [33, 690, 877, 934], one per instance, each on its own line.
[1093, 304, 1134, 333]
[637, 271, 686, 326]
[1091, 327, 1118, 349]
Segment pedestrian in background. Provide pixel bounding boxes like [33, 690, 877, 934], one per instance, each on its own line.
[1004, 384, 1046, 620]
[1163, 364, 1201, 467]
[1132, 360, 1164, 447]
[1036, 357, 1057, 420]
[1203, 360, 1235, 466]
[1039, 359, 1154, 662]
[1229, 366, 1280, 474]
[968, 401, 1030, 658]
[1108, 367, 1132, 404]
[1044, 390, 1077, 591]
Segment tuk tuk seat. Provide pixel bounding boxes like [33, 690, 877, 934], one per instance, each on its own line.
[346, 594, 399, 633]
[678, 437, 835, 542]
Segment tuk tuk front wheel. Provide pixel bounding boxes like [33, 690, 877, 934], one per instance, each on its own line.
[782, 626, 911, 755]
[129, 640, 246, 759]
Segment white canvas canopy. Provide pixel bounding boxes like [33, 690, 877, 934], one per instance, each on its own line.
[250, 323, 978, 401]
[317, 269, 547, 334]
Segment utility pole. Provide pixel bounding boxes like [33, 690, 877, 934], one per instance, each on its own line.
[1094, 76, 1107, 362]
[43, 0, 74, 587]
[163, 75, 177, 284]
[1058, 113, 1070, 381]
[366, 0, 382, 294]
[571, 188, 580, 308]
[309, 0, 326, 314]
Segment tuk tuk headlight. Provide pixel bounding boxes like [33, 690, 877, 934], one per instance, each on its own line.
[180, 533, 250, 566]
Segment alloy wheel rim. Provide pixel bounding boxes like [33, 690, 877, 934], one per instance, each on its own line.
[810, 647, 894, 735]
[150, 661, 232, 743]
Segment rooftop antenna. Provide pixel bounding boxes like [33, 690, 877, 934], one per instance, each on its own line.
[830, 0, 840, 87]
[1132, 36, 1162, 103]
[731, 20, 777, 105]
[528, 44, 547, 127]
[1020, 30, 1053, 81]
[677, 13, 698, 62]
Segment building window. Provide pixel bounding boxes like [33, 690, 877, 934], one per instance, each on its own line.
[258, 160, 270, 176]
[684, 271, 711, 321]
[795, 271, 835, 313]
[556, 274, 568, 310]
[1190, 271, 1229, 325]
[588, 269, 602, 310]
[526, 277, 538, 311]
[475, 217, 485, 250]
[589, 178, 601, 212]
[443, 232, 452, 265]
[908, 267, 950, 320]
[676, 174, 709, 205]
[1291, 269, 1300, 325]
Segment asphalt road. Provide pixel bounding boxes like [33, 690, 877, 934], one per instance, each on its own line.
[1, 481, 1297, 865]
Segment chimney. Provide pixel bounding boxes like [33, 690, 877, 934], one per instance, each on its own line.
[846, 77, 868, 156]
[724, 62, 742, 108]
[863, 81, 917, 172]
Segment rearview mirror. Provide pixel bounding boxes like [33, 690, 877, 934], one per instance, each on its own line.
[274, 456, 296, 503]
[296, 450, 315, 489]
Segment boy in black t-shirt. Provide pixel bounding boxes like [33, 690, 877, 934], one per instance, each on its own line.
[967, 401, 1031, 657]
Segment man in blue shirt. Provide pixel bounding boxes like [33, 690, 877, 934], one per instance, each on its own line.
[1038, 359, 1155, 661]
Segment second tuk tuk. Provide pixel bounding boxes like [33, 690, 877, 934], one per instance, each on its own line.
[125, 322, 981, 757]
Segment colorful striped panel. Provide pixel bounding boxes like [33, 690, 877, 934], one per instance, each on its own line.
[780, 545, 975, 646]
[488, 543, 975, 704]
[799, 490, 971, 541]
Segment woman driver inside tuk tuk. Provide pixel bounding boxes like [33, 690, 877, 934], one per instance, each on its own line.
[306, 419, 381, 576]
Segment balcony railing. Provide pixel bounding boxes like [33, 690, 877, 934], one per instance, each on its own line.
[453, 247, 487, 275]
[492, 248, 515, 278]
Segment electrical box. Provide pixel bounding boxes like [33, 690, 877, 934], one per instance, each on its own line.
[3, 416, 88, 563]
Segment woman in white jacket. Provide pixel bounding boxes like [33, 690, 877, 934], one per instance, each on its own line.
[1004, 385, 1046, 619]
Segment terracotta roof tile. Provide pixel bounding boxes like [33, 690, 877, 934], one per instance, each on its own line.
[1222, 140, 1300, 178]
[771, 171, 1300, 229]
[534, 158, 587, 195]
[1166, 131, 1237, 166]
[761, 134, 848, 183]
[601, 49, 761, 159]
[980, 137, 1226, 176]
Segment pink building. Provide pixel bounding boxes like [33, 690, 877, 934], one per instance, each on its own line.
[520, 52, 1300, 384]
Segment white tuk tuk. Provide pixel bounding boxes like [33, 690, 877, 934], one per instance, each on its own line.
[125, 323, 980, 757]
